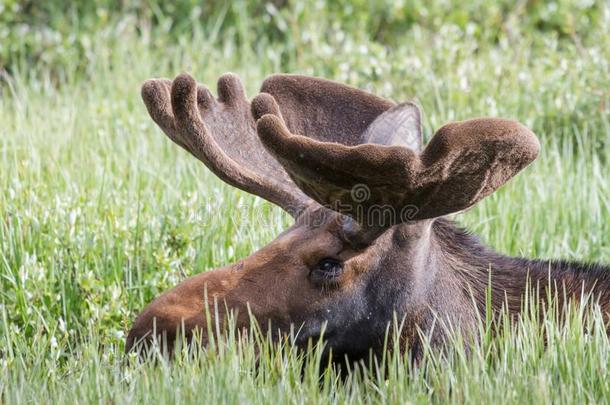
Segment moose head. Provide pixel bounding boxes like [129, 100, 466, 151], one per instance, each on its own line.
[126, 72, 553, 360]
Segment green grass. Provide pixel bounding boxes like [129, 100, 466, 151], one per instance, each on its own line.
[1, 1, 609, 403]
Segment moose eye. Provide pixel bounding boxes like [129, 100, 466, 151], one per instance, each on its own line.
[319, 258, 342, 273]
[311, 258, 344, 285]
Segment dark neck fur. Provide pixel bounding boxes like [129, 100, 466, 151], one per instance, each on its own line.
[432, 218, 610, 316]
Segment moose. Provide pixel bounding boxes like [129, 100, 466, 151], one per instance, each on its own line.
[126, 72, 609, 361]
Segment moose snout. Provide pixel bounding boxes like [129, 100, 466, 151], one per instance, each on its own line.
[125, 271, 234, 355]
[125, 293, 207, 355]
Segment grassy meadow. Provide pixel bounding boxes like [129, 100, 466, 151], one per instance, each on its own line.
[1, 1, 609, 403]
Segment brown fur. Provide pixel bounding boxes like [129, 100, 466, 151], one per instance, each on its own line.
[127, 73, 608, 362]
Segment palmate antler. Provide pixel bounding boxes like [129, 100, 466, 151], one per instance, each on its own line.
[141, 72, 414, 216]
[142, 72, 539, 228]
[141, 73, 309, 214]
[256, 113, 540, 224]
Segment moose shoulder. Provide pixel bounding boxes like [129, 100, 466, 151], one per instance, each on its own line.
[126, 73, 609, 361]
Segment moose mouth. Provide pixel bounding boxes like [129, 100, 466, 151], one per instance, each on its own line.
[293, 324, 336, 349]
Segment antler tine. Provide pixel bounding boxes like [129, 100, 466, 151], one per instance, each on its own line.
[255, 111, 540, 227]
[141, 73, 311, 216]
[141, 79, 177, 138]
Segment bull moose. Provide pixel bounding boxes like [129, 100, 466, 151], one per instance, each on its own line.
[126, 72, 609, 362]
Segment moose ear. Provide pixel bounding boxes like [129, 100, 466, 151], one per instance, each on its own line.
[361, 101, 422, 150]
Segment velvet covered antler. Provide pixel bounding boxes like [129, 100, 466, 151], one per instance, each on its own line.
[255, 106, 540, 225]
[141, 73, 417, 216]
[142, 72, 539, 228]
[141, 73, 311, 214]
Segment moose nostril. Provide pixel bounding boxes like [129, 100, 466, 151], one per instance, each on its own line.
[125, 312, 179, 355]
[125, 330, 148, 355]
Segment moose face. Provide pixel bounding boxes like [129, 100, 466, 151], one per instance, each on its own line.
[126, 72, 539, 357]
[126, 207, 437, 357]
